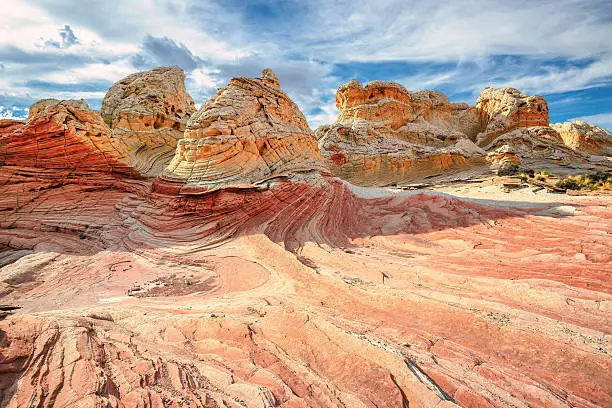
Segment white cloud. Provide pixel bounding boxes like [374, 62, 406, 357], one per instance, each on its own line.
[470, 55, 612, 96]
[302, 0, 612, 62]
[42, 59, 137, 84]
[307, 101, 339, 129]
[0, 106, 28, 120]
[1, 0, 612, 126]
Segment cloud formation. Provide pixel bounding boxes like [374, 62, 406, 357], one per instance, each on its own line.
[45, 25, 80, 49]
[1, 0, 611, 130]
[131, 35, 204, 71]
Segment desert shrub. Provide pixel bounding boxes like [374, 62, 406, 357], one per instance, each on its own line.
[498, 164, 520, 176]
[79, 232, 87, 239]
[556, 176, 583, 191]
[556, 172, 612, 191]
[537, 170, 553, 177]
[589, 171, 612, 184]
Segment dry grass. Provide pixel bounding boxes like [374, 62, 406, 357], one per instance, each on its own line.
[556, 172, 612, 191]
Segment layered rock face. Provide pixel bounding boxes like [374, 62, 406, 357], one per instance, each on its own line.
[319, 81, 609, 181]
[481, 126, 585, 170]
[1, 66, 612, 408]
[0, 99, 132, 176]
[552, 120, 612, 156]
[485, 145, 521, 168]
[100, 66, 196, 176]
[318, 80, 486, 186]
[473, 89, 609, 171]
[1, 171, 611, 408]
[334, 80, 482, 145]
[475, 87, 549, 147]
[158, 69, 325, 194]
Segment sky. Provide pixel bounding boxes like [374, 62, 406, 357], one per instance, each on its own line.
[1, 0, 612, 131]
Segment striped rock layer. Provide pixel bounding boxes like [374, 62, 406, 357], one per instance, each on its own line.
[101, 66, 197, 177]
[0, 67, 611, 408]
[0, 172, 611, 407]
[158, 69, 326, 194]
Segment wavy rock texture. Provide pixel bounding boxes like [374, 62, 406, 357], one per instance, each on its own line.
[159, 69, 325, 194]
[101, 66, 196, 176]
[0, 99, 132, 176]
[1, 67, 611, 408]
[485, 145, 522, 168]
[318, 80, 487, 186]
[552, 120, 612, 157]
[475, 88, 549, 147]
[481, 126, 612, 172]
[0, 173, 611, 407]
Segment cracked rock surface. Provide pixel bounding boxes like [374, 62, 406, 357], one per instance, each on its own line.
[159, 69, 325, 194]
[0, 67, 611, 408]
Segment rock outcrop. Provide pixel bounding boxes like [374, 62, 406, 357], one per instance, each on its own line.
[475, 87, 549, 146]
[471, 88, 612, 172]
[335, 80, 483, 144]
[481, 126, 599, 171]
[100, 66, 196, 176]
[486, 144, 521, 168]
[0, 99, 132, 176]
[1, 66, 612, 408]
[318, 80, 486, 186]
[158, 69, 325, 194]
[552, 120, 612, 156]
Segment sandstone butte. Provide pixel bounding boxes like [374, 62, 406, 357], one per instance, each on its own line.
[0, 67, 611, 408]
[100, 66, 197, 177]
[157, 68, 325, 194]
[317, 82, 607, 186]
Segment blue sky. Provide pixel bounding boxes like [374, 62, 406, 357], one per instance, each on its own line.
[1, 0, 612, 130]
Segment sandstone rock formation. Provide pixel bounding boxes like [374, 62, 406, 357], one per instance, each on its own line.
[552, 120, 612, 156]
[318, 80, 486, 186]
[1, 66, 612, 408]
[319, 81, 610, 183]
[482, 126, 581, 168]
[473, 88, 612, 172]
[334, 80, 482, 144]
[101, 66, 196, 176]
[158, 69, 325, 194]
[475, 87, 549, 147]
[485, 144, 521, 168]
[1, 170, 611, 407]
[0, 99, 132, 176]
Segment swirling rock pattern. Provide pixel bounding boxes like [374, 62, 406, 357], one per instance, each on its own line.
[0, 173, 611, 407]
[159, 69, 325, 194]
[101, 66, 197, 176]
[1, 67, 611, 408]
